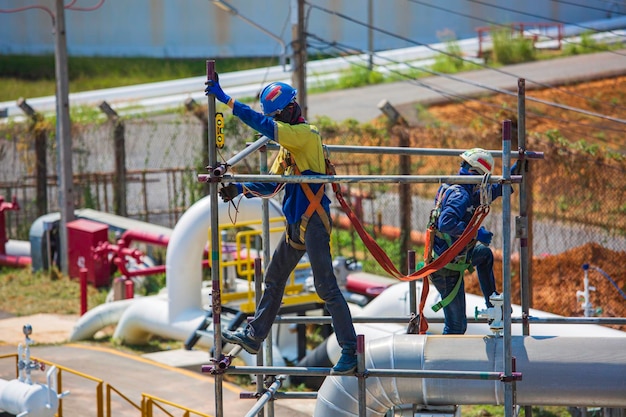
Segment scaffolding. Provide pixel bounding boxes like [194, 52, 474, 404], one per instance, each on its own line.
[201, 63, 614, 417]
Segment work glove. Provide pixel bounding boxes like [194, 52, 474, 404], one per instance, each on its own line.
[218, 184, 240, 202]
[510, 160, 521, 176]
[204, 73, 231, 104]
[476, 226, 493, 245]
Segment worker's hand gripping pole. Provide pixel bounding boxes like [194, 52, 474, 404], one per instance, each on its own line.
[199, 135, 273, 183]
[198, 60, 230, 183]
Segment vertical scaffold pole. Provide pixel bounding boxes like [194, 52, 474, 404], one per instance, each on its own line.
[260, 144, 273, 417]
[408, 250, 416, 319]
[254, 257, 266, 417]
[502, 120, 514, 417]
[518, 77, 533, 417]
[357, 334, 366, 417]
[206, 59, 224, 417]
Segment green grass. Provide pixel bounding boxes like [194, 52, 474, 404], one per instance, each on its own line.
[0, 266, 108, 316]
[0, 55, 278, 102]
[2, 33, 620, 103]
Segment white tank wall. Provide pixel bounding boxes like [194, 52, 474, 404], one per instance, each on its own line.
[0, 0, 617, 58]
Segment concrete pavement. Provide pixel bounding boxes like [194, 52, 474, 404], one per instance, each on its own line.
[0, 316, 316, 417]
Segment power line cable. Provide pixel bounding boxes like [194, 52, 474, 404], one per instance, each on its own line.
[305, 2, 626, 119]
[308, 38, 626, 171]
[306, 36, 499, 125]
[323, 39, 626, 169]
[465, 0, 626, 38]
[404, 0, 626, 113]
[307, 33, 626, 140]
[549, 0, 626, 16]
[407, 0, 626, 57]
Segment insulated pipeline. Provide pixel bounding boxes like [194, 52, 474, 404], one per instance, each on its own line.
[315, 334, 626, 416]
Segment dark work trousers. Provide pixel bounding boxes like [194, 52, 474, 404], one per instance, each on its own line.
[430, 242, 497, 334]
[247, 212, 358, 350]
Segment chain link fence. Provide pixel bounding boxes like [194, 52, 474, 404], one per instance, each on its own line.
[1, 109, 625, 251]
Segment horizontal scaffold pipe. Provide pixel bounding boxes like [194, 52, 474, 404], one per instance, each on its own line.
[223, 365, 505, 381]
[223, 135, 272, 170]
[220, 174, 522, 184]
[263, 144, 545, 160]
[272, 315, 626, 325]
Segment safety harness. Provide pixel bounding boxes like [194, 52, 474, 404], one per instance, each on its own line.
[427, 184, 475, 313]
[330, 158, 492, 334]
[280, 151, 333, 251]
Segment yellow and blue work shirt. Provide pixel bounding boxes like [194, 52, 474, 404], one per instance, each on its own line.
[232, 101, 331, 225]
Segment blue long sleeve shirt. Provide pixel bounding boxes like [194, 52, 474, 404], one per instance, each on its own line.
[231, 101, 331, 225]
[433, 168, 508, 257]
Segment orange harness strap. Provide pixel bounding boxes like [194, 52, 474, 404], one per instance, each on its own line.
[294, 163, 331, 235]
[282, 155, 332, 250]
[332, 180, 490, 333]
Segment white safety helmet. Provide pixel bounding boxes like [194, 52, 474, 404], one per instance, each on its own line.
[460, 148, 494, 175]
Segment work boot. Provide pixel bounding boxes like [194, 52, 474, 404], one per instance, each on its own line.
[222, 327, 262, 354]
[331, 347, 357, 375]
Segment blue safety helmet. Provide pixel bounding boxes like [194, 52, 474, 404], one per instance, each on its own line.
[260, 82, 297, 116]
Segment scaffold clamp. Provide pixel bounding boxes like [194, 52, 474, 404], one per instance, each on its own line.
[500, 372, 523, 382]
[201, 354, 233, 375]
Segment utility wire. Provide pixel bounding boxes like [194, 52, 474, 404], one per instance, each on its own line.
[406, 0, 626, 113]
[549, 0, 626, 16]
[305, 2, 626, 120]
[306, 35, 501, 127]
[307, 34, 626, 139]
[307, 37, 626, 172]
[407, 0, 626, 57]
[465, 0, 626, 38]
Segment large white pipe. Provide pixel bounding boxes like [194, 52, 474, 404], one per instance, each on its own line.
[68, 298, 135, 341]
[166, 196, 284, 321]
[315, 334, 626, 416]
[322, 281, 626, 366]
[109, 196, 284, 345]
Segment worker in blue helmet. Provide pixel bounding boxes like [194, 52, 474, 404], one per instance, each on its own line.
[205, 78, 358, 375]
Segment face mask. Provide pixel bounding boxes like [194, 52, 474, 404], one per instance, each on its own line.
[275, 102, 302, 124]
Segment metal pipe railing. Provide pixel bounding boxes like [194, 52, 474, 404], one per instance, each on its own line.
[272, 315, 626, 325]
[223, 364, 509, 381]
[220, 174, 522, 184]
[244, 377, 284, 417]
[502, 119, 514, 417]
[265, 143, 544, 159]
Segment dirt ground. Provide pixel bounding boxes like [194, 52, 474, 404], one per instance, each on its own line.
[421, 76, 626, 330]
[474, 243, 626, 332]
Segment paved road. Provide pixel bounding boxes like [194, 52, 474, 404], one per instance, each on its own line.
[0, 342, 316, 417]
[308, 49, 626, 123]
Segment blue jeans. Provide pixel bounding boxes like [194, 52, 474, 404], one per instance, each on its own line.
[248, 212, 357, 350]
[430, 242, 497, 334]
